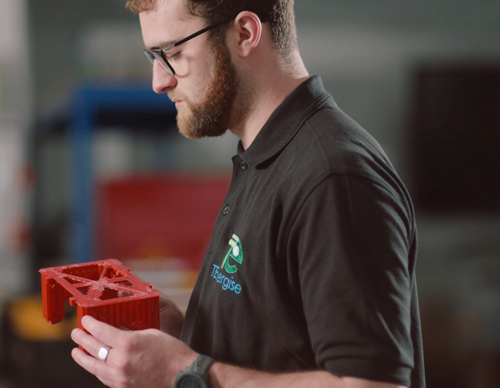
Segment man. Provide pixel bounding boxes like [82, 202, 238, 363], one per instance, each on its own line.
[71, 0, 425, 387]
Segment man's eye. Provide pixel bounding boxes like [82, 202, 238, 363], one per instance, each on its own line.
[165, 52, 181, 61]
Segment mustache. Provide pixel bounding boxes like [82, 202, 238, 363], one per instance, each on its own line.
[167, 91, 190, 103]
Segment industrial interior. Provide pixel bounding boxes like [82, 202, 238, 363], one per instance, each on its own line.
[0, 0, 499, 387]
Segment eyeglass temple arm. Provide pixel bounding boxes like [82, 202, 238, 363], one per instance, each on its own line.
[170, 12, 267, 50]
[172, 14, 237, 49]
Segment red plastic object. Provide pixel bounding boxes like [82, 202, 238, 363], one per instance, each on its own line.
[39, 259, 160, 331]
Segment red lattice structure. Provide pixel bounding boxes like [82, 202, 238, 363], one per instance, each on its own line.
[40, 259, 160, 331]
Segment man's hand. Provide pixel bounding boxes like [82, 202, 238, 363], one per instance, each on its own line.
[71, 315, 197, 388]
[159, 293, 184, 338]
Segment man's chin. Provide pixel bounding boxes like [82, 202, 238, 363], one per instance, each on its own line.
[176, 120, 198, 139]
[175, 109, 196, 139]
[178, 126, 198, 139]
[177, 124, 228, 140]
[176, 115, 204, 139]
[176, 112, 229, 139]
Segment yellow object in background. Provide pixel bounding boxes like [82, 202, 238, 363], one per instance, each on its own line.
[7, 295, 78, 341]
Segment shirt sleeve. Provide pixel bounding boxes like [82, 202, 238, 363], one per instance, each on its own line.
[287, 172, 415, 387]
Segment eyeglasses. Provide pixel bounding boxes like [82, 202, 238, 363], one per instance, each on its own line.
[143, 14, 237, 76]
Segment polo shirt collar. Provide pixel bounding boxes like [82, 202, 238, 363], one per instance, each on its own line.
[236, 75, 332, 168]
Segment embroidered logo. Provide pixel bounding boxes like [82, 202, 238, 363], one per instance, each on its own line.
[221, 234, 243, 274]
[210, 234, 243, 294]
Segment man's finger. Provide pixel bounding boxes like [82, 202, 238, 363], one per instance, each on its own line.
[71, 347, 114, 382]
[71, 327, 111, 362]
[81, 315, 128, 348]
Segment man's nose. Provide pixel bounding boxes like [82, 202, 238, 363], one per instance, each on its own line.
[152, 61, 177, 94]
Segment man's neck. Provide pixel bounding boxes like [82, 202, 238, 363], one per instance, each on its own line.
[230, 52, 310, 150]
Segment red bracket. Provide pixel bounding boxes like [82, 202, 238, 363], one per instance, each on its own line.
[40, 259, 160, 331]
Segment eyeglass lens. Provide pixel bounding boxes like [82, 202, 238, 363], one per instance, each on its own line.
[144, 50, 175, 76]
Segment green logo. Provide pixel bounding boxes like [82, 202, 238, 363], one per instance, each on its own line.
[221, 234, 243, 274]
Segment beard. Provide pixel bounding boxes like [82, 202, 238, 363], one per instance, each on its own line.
[169, 38, 248, 139]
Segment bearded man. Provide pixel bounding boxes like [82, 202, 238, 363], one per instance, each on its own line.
[71, 1, 425, 387]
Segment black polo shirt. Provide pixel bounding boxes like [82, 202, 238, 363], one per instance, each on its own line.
[180, 76, 425, 388]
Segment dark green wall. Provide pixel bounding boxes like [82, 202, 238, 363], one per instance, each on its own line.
[28, 0, 137, 111]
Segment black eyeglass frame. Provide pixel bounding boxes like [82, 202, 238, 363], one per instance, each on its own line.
[144, 13, 238, 76]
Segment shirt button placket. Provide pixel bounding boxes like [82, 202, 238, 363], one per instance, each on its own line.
[224, 159, 247, 217]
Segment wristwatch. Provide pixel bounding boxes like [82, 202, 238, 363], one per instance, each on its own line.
[174, 354, 215, 388]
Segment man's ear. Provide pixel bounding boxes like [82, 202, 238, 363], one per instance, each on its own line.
[230, 11, 263, 58]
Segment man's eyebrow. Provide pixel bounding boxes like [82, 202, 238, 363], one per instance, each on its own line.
[147, 40, 177, 51]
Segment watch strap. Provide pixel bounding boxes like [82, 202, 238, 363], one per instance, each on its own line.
[190, 354, 215, 381]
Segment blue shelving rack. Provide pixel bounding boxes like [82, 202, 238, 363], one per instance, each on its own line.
[69, 82, 176, 264]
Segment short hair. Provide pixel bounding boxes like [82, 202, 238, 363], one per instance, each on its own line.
[126, 0, 297, 58]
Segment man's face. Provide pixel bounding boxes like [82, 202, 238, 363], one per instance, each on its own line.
[140, 0, 245, 139]
[169, 35, 239, 139]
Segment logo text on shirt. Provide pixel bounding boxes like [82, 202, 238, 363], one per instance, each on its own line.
[210, 234, 243, 295]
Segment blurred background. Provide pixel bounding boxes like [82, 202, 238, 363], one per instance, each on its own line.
[0, 0, 499, 387]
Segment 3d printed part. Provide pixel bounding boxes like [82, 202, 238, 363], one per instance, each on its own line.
[40, 259, 160, 331]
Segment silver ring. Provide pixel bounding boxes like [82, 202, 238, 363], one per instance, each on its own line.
[98, 346, 110, 362]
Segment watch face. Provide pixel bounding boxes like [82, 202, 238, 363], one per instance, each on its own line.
[177, 374, 207, 388]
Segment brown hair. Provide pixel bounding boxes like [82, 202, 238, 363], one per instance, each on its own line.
[125, 0, 297, 58]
